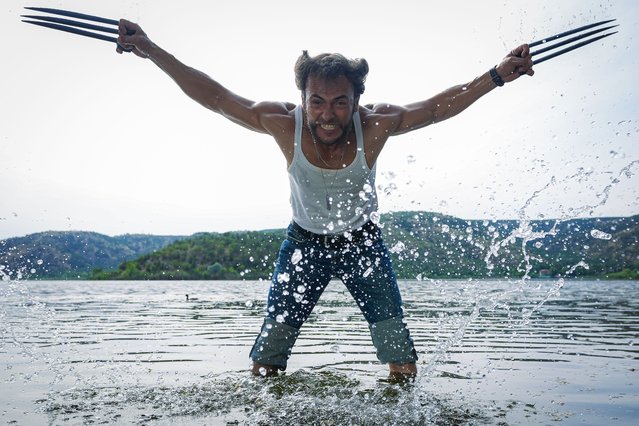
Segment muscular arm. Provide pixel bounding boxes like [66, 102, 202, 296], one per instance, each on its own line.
[368, 45, 534, 137]
[117, 20, 292, 135]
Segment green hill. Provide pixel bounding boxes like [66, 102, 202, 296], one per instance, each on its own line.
[89, 212, 638, 281]
[0, 231, 184, 279]
[383, 212, 638, 279]
[90, 230, 284, 281]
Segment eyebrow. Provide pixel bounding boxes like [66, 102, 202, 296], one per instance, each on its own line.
[309, 94, 351, 102]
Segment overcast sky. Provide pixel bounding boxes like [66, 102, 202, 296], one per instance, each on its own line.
[1, 0, 638, 239]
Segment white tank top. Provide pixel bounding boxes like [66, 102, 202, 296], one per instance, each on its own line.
[288, 105, 378, 234]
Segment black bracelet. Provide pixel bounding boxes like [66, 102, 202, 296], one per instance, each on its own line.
[489, 67, 505, 87]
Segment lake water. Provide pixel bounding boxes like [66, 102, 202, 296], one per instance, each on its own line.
[1, 278, 637, 425]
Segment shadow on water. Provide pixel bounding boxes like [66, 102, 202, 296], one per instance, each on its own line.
[40, 369, 508, 425]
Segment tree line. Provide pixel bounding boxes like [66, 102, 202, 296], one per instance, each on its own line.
[89, 212, 639, 281]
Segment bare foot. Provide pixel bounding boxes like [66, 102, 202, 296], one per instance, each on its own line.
[251, 362, 280, 377]
[388, 362, 417, 382]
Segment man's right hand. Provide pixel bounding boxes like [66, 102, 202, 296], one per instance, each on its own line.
[117, 19, 152, 58]
[495, 44, 535, 83]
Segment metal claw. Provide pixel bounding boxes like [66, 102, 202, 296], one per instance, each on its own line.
[532, 31, 618, 65]
[22, 19, 119, 44]
[21, 6, 132, 52]
[529, 19, 618, 65]
[21, 15, 119, 35]
[24, 6, 119, 26]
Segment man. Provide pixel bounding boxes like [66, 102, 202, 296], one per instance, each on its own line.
[117, 20, 534, 380]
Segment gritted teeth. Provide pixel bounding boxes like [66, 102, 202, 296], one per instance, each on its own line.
[321, 124, 337, 130]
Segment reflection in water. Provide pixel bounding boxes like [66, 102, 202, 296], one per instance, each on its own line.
[1, 279, 637, 424]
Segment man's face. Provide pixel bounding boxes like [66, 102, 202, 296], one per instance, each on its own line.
[303, 74, 357, 146]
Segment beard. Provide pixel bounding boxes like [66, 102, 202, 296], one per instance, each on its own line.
[307, 118, 353, 147]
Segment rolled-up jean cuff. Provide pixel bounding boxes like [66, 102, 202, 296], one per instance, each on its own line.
[369, 316, 418, 364]
[250, 317, 301, 369]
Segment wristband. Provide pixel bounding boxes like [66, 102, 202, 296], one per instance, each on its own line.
[490, 67, 505, 87]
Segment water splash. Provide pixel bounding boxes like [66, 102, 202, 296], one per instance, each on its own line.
[39, 370, 496, 425]
[0, 274, 71, 389]
[415, 159, 638, 386]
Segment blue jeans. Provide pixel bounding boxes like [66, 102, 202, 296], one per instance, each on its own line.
[249, 222, 417, 370]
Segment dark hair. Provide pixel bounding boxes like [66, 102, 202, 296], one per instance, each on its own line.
[294, 51, 369, 97]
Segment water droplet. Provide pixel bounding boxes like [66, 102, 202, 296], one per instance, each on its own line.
[245, 300, 253, 308]
[291, 249, 303, 265]
[390, 241, 405, 253]
[277, 272, 290, 283]
[363, 267, 373, 277]
[590, 229, 612, 240]
[441, 224, 450, 233]
[36, 259, 43, 265]
[370, 211, 380, 224]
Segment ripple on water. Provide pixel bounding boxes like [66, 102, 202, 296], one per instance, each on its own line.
[2, 279, 638, 424]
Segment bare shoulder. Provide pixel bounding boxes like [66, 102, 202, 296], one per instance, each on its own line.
[357, 104, 405, 164]
[255, 101, 297, 162]
[251, 101, 297, 135]
[255, 101, 297, 115]
[255, 101, 296, 123]
[363, 102, 405, 115]
[359, 103, 404, 134]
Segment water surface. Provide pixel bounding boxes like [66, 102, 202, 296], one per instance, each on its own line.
[1, 279, 637, 425]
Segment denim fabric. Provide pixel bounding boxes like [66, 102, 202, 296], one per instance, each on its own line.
[369, 316, 418, 364]
[250, 222, 418, 368]
[249, 317, 300, 369]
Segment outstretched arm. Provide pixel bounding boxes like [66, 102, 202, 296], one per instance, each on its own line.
[370, 45, 534, 136]
[116, 20, 292, 134]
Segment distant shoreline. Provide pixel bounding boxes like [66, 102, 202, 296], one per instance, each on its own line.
[2, 211, 638, 282]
